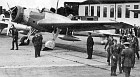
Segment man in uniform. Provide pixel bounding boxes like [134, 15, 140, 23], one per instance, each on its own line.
[117, 40, 125, 73]
[32, 32, 43, 58]
[10, 26, 19, 50]
[121, 42, 134, 77]
[129, 35, 139, 67]
[86, 32, 94, 59]
[104, 36, 114, 65]
[110, 39, 119, 76]
[133, 35, 139, 60]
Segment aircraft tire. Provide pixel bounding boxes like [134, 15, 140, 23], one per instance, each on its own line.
[19, 36, 30, 46]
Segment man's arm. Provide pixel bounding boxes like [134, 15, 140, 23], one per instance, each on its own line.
[110, 46, 113, 55]
[135, 37, 139, 50]
[121, 50, 125, 65]
[104, 40, 109, 49]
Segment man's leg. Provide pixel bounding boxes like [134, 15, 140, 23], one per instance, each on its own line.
[113, 65, 117, 76]
[118, 57, 122, 73]
[135, 50, 139, 60]
[35, 46, 38, 58]
[128, 67, 131, 77]
[11, 39, 14, 50]
[88, 47, 93, 59]
[132, 54, 135, 68]
[86, 46, 90, 59]
[107, 48, 110, 65]
[15, 40, 18, 50]
[124, 67, 129, 77]
[111, 66, 113, 76]
[38, 45, 42, 57]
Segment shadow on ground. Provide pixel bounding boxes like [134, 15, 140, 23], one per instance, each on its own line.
[56, 43, 107, 57]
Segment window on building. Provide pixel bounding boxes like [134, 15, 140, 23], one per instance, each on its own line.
[91, 6, 94, 16]
[110, 5, 114, 18]
[125, 5, 130, 18]
[117, 5, 122, 18]
[103, 6, 107, 17]
[97, 6, 100, 17]
[134, 5, 139, 18]
[85, 6, 88, 16]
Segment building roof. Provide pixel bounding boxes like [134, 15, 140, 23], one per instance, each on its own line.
[80, 0, 140, 4]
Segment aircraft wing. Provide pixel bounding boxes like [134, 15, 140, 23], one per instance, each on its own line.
[73, 31, 121, 37]
[37, 20, 133, 31]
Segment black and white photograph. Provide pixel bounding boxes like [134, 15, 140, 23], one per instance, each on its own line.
[0, 0, 140, 77]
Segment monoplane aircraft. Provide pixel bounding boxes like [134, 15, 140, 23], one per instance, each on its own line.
[0, 6, 133, 49]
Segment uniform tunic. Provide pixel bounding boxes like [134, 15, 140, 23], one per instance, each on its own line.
[104, 38, 114, 62]
[32, 34, 43, 57]
[87, 36, 94, 59]
[121, 47, 134, 77]
[11, 28, 19, 50]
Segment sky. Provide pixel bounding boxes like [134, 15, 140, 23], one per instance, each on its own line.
[0, 0, 86, 10]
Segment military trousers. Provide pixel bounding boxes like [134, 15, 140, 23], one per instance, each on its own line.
[111, 66, 117, 75]
[124, 67, 131, 77]
[34, 45, 42, 57]
[135, 49, 139, 60]
[87, 46, 93, 59]
[118, 55, 123, 73]
[12, 39, 18, 49]
[132, 48, 136, 67]
[107, 47, 111, 63]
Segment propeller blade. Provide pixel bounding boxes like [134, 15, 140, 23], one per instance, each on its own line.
[7, 3, 16, 22]
[7, 3, 10, 10]
[6, 3, 16, 35]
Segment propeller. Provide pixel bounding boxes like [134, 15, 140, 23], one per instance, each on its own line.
[6, 3, 16, 35]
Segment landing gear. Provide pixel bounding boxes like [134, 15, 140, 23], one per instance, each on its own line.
[19, 27, 34, 46]
[44, 40, 55, 50]
[43, 28, 61, 50]
[19, 36, 30, 46]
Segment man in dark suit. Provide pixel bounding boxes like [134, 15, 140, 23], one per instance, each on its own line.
[121, 42, 134, 77]
[32, 32, 43, 58]
[10, 26, 19, 50]
[86, 32, 94, 59]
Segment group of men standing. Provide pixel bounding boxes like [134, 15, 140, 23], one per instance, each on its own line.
[9, 26, 139, 77]
[104, 34, 139, 77]
[10, 26, 43, 58]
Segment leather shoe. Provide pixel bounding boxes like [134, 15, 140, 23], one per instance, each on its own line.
[86, 58, 92, 59]
[113, 74, 117, 76]
[10, 48, 14, 50]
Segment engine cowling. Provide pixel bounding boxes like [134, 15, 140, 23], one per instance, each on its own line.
[11, 6, 25, 23]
